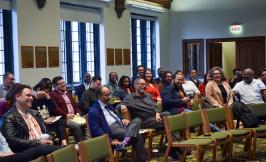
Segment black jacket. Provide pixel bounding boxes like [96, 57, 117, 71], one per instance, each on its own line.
[0, 106, 46, 153]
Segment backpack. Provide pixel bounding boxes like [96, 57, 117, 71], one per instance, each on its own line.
[232, 101, 260, 128]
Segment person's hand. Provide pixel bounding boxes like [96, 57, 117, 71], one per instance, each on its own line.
[76, 113, 80, 116]
[122, 119, 130, 126]
[182, 97, 191, 103]
[155, 112, 162, 122]
[40, 139, 53, 145]
[111, 139, 121, 145]
[0, 151, 14, 157]
[67, 114, 75, 119]
[44, 117, 55, 124]
[35, 91, 47, 99]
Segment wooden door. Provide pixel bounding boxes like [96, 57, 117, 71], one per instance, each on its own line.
[236, 37, 265, 74]
[208, 42, 222, 69]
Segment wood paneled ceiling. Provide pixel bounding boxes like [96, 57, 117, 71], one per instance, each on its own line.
[144, 0, 173, 9]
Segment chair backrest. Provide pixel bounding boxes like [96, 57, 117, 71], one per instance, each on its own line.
[184, 110, 206, 136]
[46, 145, 78, 162]
[164, 114, 186, 143]
[78, 134, 115, 162]
[30, 156, 46, 162]
[202, 107, 233, 130]
[204, 107, 227, 123]
[248, 103, 266, 117]
[184, 110, 204, 127]
[85, 114, 92, 138]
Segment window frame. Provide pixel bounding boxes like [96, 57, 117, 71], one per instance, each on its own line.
[60, 20, 100, 84]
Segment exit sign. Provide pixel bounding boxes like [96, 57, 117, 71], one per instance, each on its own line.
[230, 24, 242, 34]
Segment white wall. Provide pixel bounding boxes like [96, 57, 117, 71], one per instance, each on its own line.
[222, 42, 235, 79]
[9, 0, 169, 86]
[12, 0, 61, 86]
[103, 4, 170, 83]
[168, 8, 266, 73]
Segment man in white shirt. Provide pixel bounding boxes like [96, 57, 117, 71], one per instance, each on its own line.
[232, 68, 266, 104]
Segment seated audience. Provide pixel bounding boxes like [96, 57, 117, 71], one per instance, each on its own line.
[158, 70, 172, 91]
[0, 132, 59, 162]
[115, 75, 132, 101]
[132, 65, 145, 83]
[105, 72, 119, 96]
[49, 76, 84, 142]
[144, 68, 162, 103]
[120, 78, 169, 130]
[232, 68, 266, 104]
[32, 78, 67, 146]
[229, 68, 242, 88]
[0, 72, 15, 99]
[74, 72, 91, 102]
[182, 79, 200, 97]
[89, 86, 147, 162]
[259, 68, 266, 86]
[189, 69, 201, 87]
[0, 84, 60, 155]
[198, 73, 211, 96]
[155, 67, 165, 83]
[161, 73, 193, 115]
[205, 67, 233, 108]
[80, 75, 101, 113]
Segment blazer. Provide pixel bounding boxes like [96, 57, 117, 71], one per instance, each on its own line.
[160, 85, 187, 114]
[1, 107, 46, 152]
[205, 80, 233, 108]
[89, 101, 119, 139]
[49, 90, 80, 118]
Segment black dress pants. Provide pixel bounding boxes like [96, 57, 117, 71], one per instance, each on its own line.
[0, 144, 61, 162]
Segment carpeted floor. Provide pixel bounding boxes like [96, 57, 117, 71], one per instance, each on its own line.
[118, 137, 266, 162]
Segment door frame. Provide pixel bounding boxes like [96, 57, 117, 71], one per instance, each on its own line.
[206, 36, 265, 70]
[182, 39, 204, 76]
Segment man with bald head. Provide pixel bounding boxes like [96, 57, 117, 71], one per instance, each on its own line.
[120, 78, 170, 130]
[233, 68, 266, 104]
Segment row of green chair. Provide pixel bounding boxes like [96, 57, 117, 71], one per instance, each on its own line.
[163, 106, 256, 162]
[31, 134, 115, 162]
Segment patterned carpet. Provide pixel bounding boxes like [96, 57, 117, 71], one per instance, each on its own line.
[119, 136, 266, 162]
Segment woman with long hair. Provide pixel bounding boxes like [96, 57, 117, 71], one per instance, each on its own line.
[143, 68, 162, 103]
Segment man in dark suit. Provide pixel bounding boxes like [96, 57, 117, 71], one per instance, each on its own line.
[0, 83, 60, 158]
[189, 69, 201, 87]
[74, 72, 91, 101]
[89, 86, 147, 162]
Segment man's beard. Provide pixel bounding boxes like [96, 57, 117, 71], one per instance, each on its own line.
[173, 83, 182, 90]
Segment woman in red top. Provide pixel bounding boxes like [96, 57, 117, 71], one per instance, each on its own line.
[198, 73, 211, 96]
[143, 68, 162, 103]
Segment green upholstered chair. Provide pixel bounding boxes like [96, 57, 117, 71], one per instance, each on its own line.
[30, 156, 45, 162]
[46, 145, 78, 162]
[78, 134, 115, 162]
[244, 103, 266, 160]
[184, 110, 232, 162]
[163, 114, 214, 162]
[202, 107, 253, 160]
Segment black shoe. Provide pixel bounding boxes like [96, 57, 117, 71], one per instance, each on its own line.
[170, 150, 181, 160]
[115, 143, 127, 153]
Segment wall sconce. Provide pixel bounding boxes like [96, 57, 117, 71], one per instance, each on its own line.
[115, 0, 126, 18]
